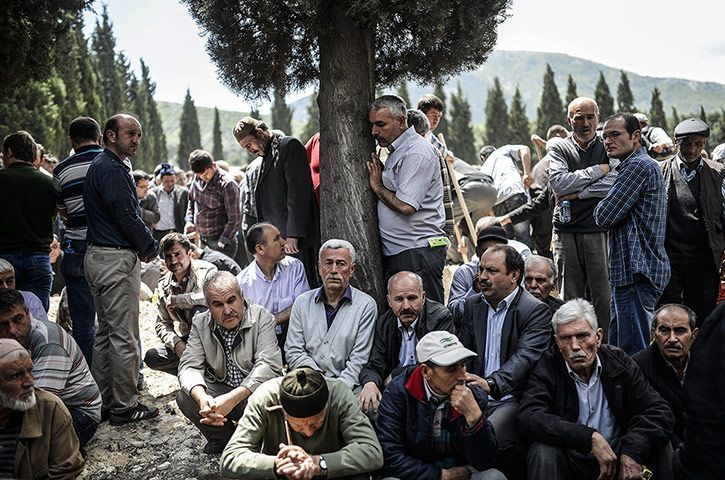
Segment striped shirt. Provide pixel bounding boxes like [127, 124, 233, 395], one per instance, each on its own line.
[0, 412, 21, 478]
[53, 144, 104, 240]
[26, 316, 102, 423]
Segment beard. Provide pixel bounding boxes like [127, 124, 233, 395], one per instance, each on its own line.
[0, 389, 36, 411]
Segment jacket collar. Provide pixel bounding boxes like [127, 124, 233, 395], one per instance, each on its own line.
[405, 365, 462, 419]
[18, 388, 43, 439]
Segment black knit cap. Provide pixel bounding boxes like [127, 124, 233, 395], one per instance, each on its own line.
[279, 368, 329, 418]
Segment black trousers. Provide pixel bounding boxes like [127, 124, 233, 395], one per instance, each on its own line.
[383, 245, 446, 303]
[658, 259, 719, 326]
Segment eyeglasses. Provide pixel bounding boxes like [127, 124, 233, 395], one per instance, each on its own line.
[602, 130, 628, 140]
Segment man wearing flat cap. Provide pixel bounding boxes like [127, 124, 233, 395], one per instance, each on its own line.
[375, 331, 504, 480]
[657, 118, 725, 324]
[220, 367, 383, 479]
[234, 116, 320, 287]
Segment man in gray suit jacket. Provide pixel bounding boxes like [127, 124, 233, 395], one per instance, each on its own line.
[152, 163, 189, 242]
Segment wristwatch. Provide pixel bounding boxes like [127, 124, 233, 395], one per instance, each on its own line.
[319, 455, 328, 477]
[485, 376, 497, 393]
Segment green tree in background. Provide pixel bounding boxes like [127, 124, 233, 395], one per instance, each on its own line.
[301, 89, 320, 144]
[485, 77, 510, 147]
[396, 80, 412, 108]
[671, 107, 680, 127]
[448, 82, 476, 163]
[433, 80, 450, 139]
[649, 87, 668, 131]
[617, 70, 635, 112]
[594, 72, 614, 120]
[565, 75, 578, 105]
[139, 59, 167, 167]
[92, 6, 127, 118]
[509, 86, 531, 149]
[271, 86, 293, 135]
[0, 82, 62, 155]
[536, 64, 566, 135]
[212, 107, 224, 161]
[177, 88, 202, 164]
[712, 110, 725, 145]
[700, 105, 707, 123]
[245, 106, 262, 164]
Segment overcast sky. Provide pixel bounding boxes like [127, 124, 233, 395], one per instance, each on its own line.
[83, 0, 725, 110]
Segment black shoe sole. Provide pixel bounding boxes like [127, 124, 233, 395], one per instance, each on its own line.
[109, 407, 160, 426]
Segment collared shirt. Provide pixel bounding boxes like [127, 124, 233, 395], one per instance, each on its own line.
[378, 126, 445, 256]
[186, 168, 241, 244]
[479, 145, 526, 204]
[565, 355, 621, 449]
[594, 147, 670, 290]
[315, 285, 353, 329]
[215, 321, 245, 387]
[422, 376, 455, 468]
[397, 318, 419, 368]
[675, 155, 725, 211]
[665, 352, 690, 386]
[155, 187, 176, 230]
[481, 287, 520, 387]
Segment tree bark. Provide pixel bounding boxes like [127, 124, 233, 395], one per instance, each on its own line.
[318, 1, 384, 308]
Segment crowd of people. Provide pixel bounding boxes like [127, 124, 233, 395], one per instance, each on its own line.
[0, 90, 724, 480]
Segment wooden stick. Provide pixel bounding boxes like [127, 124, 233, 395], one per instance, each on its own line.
[266, 405, 293, 445]
[438, 134, 477, 247]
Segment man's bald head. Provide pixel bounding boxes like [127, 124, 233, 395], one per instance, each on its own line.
[567, 97, 599, 147]
[386, 271, 426, 327]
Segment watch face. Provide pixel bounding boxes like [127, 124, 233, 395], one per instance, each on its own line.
[320, 457, 327, 469]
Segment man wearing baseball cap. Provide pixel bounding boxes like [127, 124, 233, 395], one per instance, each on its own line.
[376, 331, 504, 480]
[220, 367, 383, 478]
[657, 118, 725, 324]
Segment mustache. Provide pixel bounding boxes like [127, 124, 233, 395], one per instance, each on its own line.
[399, 308, 416, 316]
[569, 351, 588, 360]
[664, 342, 683, 350]
[325, 273, 343, 281]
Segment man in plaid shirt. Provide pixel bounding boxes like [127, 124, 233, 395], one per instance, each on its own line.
[595, 113, 670, 356]
[184, 149, 242, 259]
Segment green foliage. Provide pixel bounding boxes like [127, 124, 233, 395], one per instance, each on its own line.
[565, 75, 577, 105]
[139, 60, 167, 168]
[509, 87, 531, 149]
[177, 88, 202, 164]
[448, 82, 476, 163]
[433, 80, 450, 139]
[700, 105, 707, 122]
[617, 70, 635, 112]
[671, 107, 680, 127]
[92, 6, 127, 118]
[271, 86, 293, 135]
[711, 110, 725, 145]
[212, 107, 224, 161]
[0, 82, 62, 156]
[536, 64, 566, 135]
[396, 81, 412, 108]
[484, 77, 510, 147]
[649, 87, 668, 131]
[301, 90, 320, 144]
[594, 71, 614, 120]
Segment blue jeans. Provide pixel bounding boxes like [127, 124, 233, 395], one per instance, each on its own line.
[0, 252, 52, 311]
[60, 240, 96, 367]
[610, 275, 660, 355]
[68, 407, 99, 447]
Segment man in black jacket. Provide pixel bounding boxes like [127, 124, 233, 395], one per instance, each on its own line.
[519, 298, 674, 480]
[358, 271, 455, 417]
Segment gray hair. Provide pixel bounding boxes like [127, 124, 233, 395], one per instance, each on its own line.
[567, 97, 600, 119]
[370, 95, 407, 120]
[525, 255, 557, 282]
[387, 271, 424, 295]
[0, 259, 13, 275]
[202, 270, 242, 298]
[552, 298, 598, 335]
[319, 239, 356, 264]
[406, 109, 430, 135]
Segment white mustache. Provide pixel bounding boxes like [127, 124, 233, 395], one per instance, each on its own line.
[326, 273, 343, 281]
[569, 351, 587, 360]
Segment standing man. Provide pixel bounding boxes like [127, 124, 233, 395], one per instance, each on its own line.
[595, 113, 670, 355]
[367, 95, 447, 303]
[234, 117, 320, 287]
[152, 163, 189, 242]
[549, 97, 617, 335]
[657, 118, 725, 324]
[0, 131, 56, 311]
[83, 113, 160, 425]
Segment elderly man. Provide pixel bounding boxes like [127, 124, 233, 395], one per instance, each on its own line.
[359, 271, 455, 416]
[177, 271, 282, 454]
[595, 113, 670, 355]
[657, 118, 725, 324]
[234, 117, 320, 286]
[237, 222, 309, 360]
[0, 260, 49, 322]
[376, 331, 504, 480]
[0, 338, 85, 479]
[519, 298, 674, 480]
[221, 367, 383, 478]
[184, 149, 242, 259]
[549, 97, 617, 336]
[366, 95, 447, 303]
[633, 304, 698, 447]
[458, 244, 551, 465]
[0, 289, 101, 446]
[83, 113, 159, 425]
[151, 163, 189, 242]
[144, 233, 217, 375]
[524, 255, 564, 314]
[285, 240, 377, 391]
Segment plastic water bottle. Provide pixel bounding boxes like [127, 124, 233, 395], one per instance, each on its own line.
[559, 200, 571, 223]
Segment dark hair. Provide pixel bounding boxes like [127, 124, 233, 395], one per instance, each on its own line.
[0, 288, 26, 315]
[417, 94, 444, 114]
[604, 113, 640, 136]
[546, 124, 568, 139]
[103, 115, 121, 144]
[159, 232, 192, 259]
[132, 170, 150, 184]
[486, 244, 524, 280]
[245, 222, 273, 254]
[480, 145, 496, 160]
[189, 149, 214, 173]
[652, 303, 697, 331]
[2, 131, 37, 163]
[69, 117, 101, 144]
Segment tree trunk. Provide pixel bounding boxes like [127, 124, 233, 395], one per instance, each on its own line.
[318, 1, 384, 308]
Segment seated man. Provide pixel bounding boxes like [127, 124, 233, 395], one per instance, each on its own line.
[458, 245, 551, 459]
[0, 288, 101, 445]
[237, 222, 310, 359]
[524, 255, 564, 314]
[0, 339, 85, 479]
[359, 271, 455, 417]
[519, 298, 674, 480]
[177, 271, 283, 454]
[0, 259, 48, 321]
[144, 233, 217, 375]
[285, 239, 377, 391]
[375, 331, 504, 480]
[633, 304, 698, 448]
[220, 367, 383, 478]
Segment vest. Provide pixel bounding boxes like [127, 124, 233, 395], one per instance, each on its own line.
[665, 167, 710, 263]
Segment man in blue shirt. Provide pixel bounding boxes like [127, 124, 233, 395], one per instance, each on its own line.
[595, 113, 670, 356]
[83, 114, 160, 425]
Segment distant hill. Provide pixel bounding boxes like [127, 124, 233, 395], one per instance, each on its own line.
[159, 50, 725, 166]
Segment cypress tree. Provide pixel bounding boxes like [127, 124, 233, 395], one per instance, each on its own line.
[0, 81, 62, 155]
[594, 72, 614, 120]
[484, 77, 510, 147]
[177, 88, 202, 164]
[616, 70, 635, 112]
[301, 89, 320, 143]
[509, 86, 531, 148]
[536, 64, 566, 135]
[433, 80, 450, 139]
[92, 6, 127, 118]
[139, 59, 167, 167]
[649, 87, 667, 131]
[671, 107, 680, 127]
[396, 80, 411, 108]
[212, 107, 224, 160]
[127, 72, 154, 171]
[75, 20, 105, 124]
[271, 86, 293, 135]
[448, 82, 476, 163]
[565, 75, 578, 105]
[700, 105, 707, 123]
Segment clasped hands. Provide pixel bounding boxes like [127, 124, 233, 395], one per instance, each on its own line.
[274, 443, 322, 480]
[193, 387, 239, 427]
